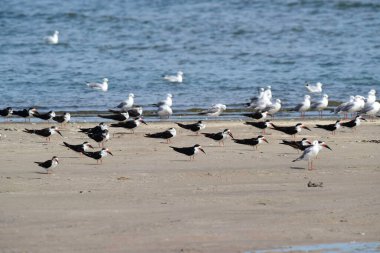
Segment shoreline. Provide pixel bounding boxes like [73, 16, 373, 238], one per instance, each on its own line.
[1, 120, 379, 252]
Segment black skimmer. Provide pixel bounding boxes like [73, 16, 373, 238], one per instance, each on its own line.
[98, 112, 129, 122]
[199, 104, 227, 117]
[13, 107, 37, 122]
[63, 141, 94, 155]
[315, 120, 341, 135]
[0, 107, 13, 121]
[83, 148, 113, 164]
[292, 140, 331, 170]
[280, 138, 312, 152]
[23, 126, 63, 141]
[294, 95, 311, 118]
[244, 120, 273, 134]
[170, 144, 205, 161]
[233, 135, 268, 150]
[110, 117, 147, 133]
[271, 123, 311, 138]
[53, 112, 71, 125]
[109, 107, 143, 117]
[79, 122, 108, 135]
[88, 129, 110, 147]
[341, 115, 366, 130]
[34, 156, 59, 174]
[202, 129, 233, 146]
[34, 110, 56, 122]
[176, 121, 205, 135]
[145, 128, 176, 143]
[243, 111, 268, 120]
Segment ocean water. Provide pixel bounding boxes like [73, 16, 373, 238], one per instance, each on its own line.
[0, 0, 379, 118]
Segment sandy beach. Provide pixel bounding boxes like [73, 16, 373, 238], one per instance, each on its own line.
[0, 119, 379, 252]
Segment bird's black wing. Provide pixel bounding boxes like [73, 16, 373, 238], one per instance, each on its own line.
[83, 151, 101, 160]
[63, 142, 83, 153]
[145, 130, 172, 139]
[34, 160, 52, 168]
[170, 146, 193, 156]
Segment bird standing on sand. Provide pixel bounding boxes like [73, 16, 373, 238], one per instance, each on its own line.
[341, 115, 366, 130]
[87, 78, 108, 92]
[294, 95, 311, 118]
[34, 110, 56, 122]
[163, 71, 183, 83]
[98, 112, 129, 122]
[170, 144, 205, 160]
[176, 121, 205, 135]
[202, 129, 234, 146]
[35, 156, 59, 174]
[199, 104, 227, 117]
[145, 128, 177, 143]
[79, 122, 108, 135]
[315, 120, 341, 135]
[271, 123, 311, 138]
[13, 107, 37, 122]
[53, 112, 71, 125]
[244, 120, 273, 134]
[88, 129, 109, 148]
[305, 82, 323, 93]
[292, 140, 331, 170]
[23, 126, 63, 141]
[44, 31, 59, 44]
[311, 94, 329, 118]
[0, 107, 13, 121]
[110, 117, 147, 133]
[233, 135, 268, 150]
[83, 148, 113, 164]
[280, 138, 311, 152]
[264, 99, 282, 117]
[243, 111, 268, 120]
[63, 141, 94, 155]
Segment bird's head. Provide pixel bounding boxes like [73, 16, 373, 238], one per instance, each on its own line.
[194, 144, 206, 154]
[257, 135, 268, 143]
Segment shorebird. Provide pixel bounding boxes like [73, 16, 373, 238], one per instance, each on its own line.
[176, 120, 206, 135]
[341, 115, 366, 130]
[79, 122, 108, 135]
[83, 148, 113, 164]
[361, 101, 380, 120]
[155, 93, 173, 107]
[34, 110, 56, 122]
[202, 129, 234, 146]
[145, 128, 176, 143]
[163, 71, 183, 83]
[98, 112, 129, 122]
[53, 112, 71, 125]
[23, 126, 63, 141]
[243, 111, 268, 120]
[110, 117, 147, 133]
[86, 78, 108, 92]
[35, 156, 59, 174]
[292, 140, 331, 170]
[127, 107, 143, 117]
[44, 30, 59, 44]
[88, 129, 109, 147]
[170, 144, 205, 160]
[305, 82, 323, 93]
[311, 94, 329, 118]
[63, 141, 94, 155]
[248, 87, 272, 111]
[264, 99, 282, 117]
[13, 107, 37, 122]
[199, 104, 227, 117]
[233, 135, 268, 150]
[294, 95, 311, 118]
[334, 96, 355, 118]
[271, 123, 311, 138]
[315, 120, 341, 135]
[244, 120, 273, 134]
[280, 138, 311, 152]
[0, 107, 13, 121]
[366, 89, 376, 104]
[338, 95, 365, 118]
[114, 93, 135, 110]
[157, 104, 173, 119]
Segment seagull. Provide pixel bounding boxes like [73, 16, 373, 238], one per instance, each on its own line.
[334, 96, 354, 118]
[305, 82, 323, 93]
[264, 99, 281, 117]
[163, 71, 183, 83]
[233, 135, 268, 150]
[88, 129, 110, 147]
[244, 120, 273, 134]
[202, 129, 234, 146]
[110, 117, 147, 133]
[311, 94, 329, 118]
[63, 141, 94, 155]
[53, 112, 71, 125]
[83, 148, 113, 164]
[35, 156, 59, 174]
[0, 107, 13, 120]
[199, 104, 227, 117]
[44, 31, 59, 44]
[23, 126, 63, 141]
[114, 93, 135, 110]
[243, 111, 268, 120]
[155, 93, 173, 107]
[157, 104, 173, 119]
[86, 78, 108, 92]
[170, 144, 205, 160]
[361, 101, 380, 120]
[264, 86, 272, 100]
[294, 95, 311, 118]
[98, 112, 129, 122]
[339, 95, 365, 118]
[315, 120, 341, 135]
[366, 89, 376, 104]
[292, 140, 331, 170]
[34, 110, 56, 122]
[341, 115, 366, 130]
[145, 128, 176, 143]
[247, 88, 265, 107]
[271, 123, 311, 138]
[176, 120, 205, 135]
[280, 138, 312, 152]
[13, 107, 37, 122]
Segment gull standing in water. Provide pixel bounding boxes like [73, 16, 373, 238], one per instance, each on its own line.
[199, 104, 227, 117]
[305, 82, 323, 93]
[311, 94, 329, 118]
[294, 95, 311, 118]
[44, 31, 59, 44]
[86, 78, 108, 92]
[163, 71, 183, 83]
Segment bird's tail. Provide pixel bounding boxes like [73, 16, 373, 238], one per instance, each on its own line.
[23, 129, 34, 134]
[110, 123, 122, 127]
[292, 158, 301, 162]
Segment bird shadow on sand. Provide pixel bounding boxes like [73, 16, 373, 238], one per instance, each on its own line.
[33, 171, 49, 174]
[290, 166, 306, 170]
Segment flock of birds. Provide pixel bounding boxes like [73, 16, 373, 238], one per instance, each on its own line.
[0, 30, 378, 173]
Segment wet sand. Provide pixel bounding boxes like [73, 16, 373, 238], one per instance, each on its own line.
[0, 119, 379, 252]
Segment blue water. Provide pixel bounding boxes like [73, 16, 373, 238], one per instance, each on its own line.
[0, 0, 379, 116]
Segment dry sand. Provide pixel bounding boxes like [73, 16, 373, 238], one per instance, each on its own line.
[0, 119, 379, 252]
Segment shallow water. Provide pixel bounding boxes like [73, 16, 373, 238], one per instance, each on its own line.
[1, 0, 379, 116]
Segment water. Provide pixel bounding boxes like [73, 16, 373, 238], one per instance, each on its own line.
[1, 0, 379, 119]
